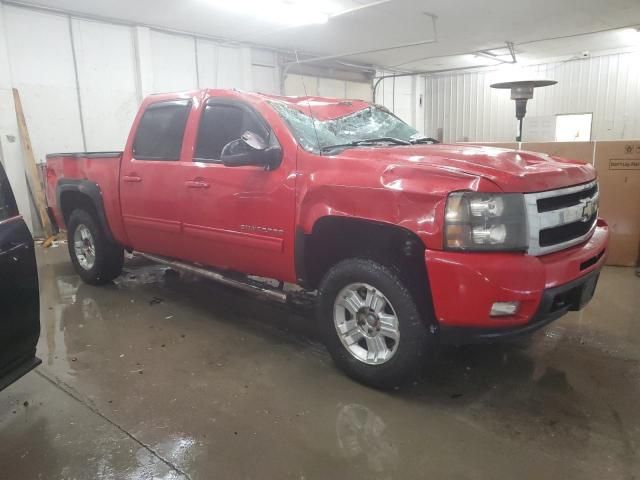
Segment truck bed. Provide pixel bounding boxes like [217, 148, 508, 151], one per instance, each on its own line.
[45, 151, 126, 243]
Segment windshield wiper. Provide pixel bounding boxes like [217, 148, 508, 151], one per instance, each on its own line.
[410, 137, 440, 144]
[320, 137, 411, 153]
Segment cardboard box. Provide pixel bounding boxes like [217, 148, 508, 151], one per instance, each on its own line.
[520, 141, 595, 165]
[593, 141, 640, 267]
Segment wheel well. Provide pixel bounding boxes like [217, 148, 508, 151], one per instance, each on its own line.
[300, 216, 428, 292]
[59, 190, 98, 226]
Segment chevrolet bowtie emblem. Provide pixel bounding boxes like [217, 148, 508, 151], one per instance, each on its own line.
[579, 197, 596, 222]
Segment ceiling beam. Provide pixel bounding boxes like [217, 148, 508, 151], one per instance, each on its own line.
[284, 13, 438, 67]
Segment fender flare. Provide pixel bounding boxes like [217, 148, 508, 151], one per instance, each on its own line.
[56, 179, 115, 243]
[294, 215, 427, 289]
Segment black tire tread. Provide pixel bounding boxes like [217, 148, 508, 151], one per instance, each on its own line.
[317, 258, 435, 389]
[67, 209, 124, 285]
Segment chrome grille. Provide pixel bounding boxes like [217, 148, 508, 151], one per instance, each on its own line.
[525, 180, 599, 256]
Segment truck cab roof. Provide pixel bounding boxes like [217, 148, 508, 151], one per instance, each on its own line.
[147, 88, 373, 121]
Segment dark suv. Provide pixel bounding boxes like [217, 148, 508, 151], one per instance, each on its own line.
[0, 162, 40, 391]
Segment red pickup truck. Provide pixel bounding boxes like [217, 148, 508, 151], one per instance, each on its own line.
[45, 89, 609, 387]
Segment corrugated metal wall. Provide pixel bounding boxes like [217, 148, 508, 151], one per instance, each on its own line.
[424, 51, 640, 143]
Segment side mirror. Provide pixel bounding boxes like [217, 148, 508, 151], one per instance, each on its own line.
[241, 130, 267, 151]
[221, 130, 282, 169]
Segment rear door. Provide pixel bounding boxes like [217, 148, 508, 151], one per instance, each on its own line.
[119, 99, 191, 257]
[0, 162, 40, 391]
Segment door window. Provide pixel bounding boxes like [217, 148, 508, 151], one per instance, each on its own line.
[0, 164, 18, 221]
[194, 104, 268, 162]
[133, 100, 191, 160]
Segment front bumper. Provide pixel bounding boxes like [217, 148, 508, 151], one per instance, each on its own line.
[425, 218, 609, 341]
[439, 268, 600, 343]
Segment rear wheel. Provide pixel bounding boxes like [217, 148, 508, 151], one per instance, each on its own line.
[67, 209, 123, 285]
[318, 258, 435, 389]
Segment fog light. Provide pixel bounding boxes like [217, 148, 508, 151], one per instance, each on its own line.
[490, 301, 520, 317]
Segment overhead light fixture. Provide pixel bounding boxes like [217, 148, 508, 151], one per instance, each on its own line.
[204, 0, 343, 26]
[620, 27, 640, 45]
[491, 80, 557, 142]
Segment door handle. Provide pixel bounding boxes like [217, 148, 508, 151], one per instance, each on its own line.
[185, 180, 210, 189]
[123, 175, 142, 183]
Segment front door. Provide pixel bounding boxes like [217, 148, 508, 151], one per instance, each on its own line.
[0, 162, 40, 391]
[119, 99, 192, 257]
[180, 98, 296, 282]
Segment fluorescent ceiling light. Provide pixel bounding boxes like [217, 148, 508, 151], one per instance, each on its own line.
[620, 27, 640, 45]
[204, 0, 344, 26]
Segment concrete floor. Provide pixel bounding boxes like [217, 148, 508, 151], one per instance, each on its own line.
[1, 246, 639, 480]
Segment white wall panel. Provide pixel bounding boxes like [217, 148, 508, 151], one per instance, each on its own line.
[216, 46, 251, 90]
[150, 30, 198, 93]
[375, 72, 419, 131]
[72, 19, 139, 151]
[250, 48, 278, 94]
[196, 39, 217, 87]
[284, 75, 319, 96]
[414, 76, 426, 134]
[375, 72, 395, 110]
[284, 74, 372, 102]
[318, 77, 345, 98]
[195, 42, 253, 91]
[4, 6, 84, 162]
[216, 46, 244, 88]
[252, 65, 278, 94]
[134, 26, 153, 97]
[424, 52, 640, 142]
[0, 4, 33, 231]
[393, 75, 414, 127]
[251, 49, 276, 67]
[345, 81, 372, 101]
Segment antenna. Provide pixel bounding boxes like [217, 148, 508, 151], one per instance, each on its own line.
[294, 50, 323, 155]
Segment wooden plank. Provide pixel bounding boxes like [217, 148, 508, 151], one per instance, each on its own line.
[12, 88, 53, 238]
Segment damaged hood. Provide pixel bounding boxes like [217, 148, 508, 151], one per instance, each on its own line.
[338, 144, 596, 192]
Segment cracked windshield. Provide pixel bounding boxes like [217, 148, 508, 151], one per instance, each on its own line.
[269, 101, 421, 153]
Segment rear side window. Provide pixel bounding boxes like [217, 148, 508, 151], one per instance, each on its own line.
[0, 164, 19, 221]
[133, 100, 191, 160]
[194, 103, 268, 161]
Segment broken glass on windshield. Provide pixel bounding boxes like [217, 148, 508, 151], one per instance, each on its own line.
[269, 102, 422, 154]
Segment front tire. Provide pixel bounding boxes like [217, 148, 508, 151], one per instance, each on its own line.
[317, 258, 435, 389]
[67, 209, 124, 285]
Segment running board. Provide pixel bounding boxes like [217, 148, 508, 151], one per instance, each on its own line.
[133, 252, 288, 303]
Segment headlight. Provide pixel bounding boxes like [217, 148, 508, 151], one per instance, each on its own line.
[444, 192, 528, 251]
